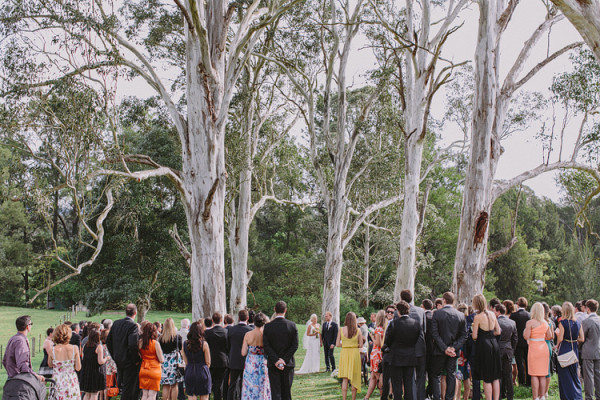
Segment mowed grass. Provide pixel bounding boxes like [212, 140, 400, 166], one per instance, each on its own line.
[0, 306, 565, 399]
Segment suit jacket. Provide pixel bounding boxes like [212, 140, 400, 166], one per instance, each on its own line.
[510, 309, 531, 349]
[384, 315, 421, 366]
[226, 323, 253, 370]
[321, 320, 338, 347]
[205, 325, 228, 368]
[69, 332, 81, 349]
[496, 315, 518, 358]
[424, 310, 434, 358]
[106, 317, 140, 368]
[582, 314, 600, 360]
[408, 304, 426, 358]
[263, 317, 298, 368]
[431, 305, 467, 356]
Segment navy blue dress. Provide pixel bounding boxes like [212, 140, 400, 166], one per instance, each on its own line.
[183, 340, 212, 396]
[557, 319, 582, 400]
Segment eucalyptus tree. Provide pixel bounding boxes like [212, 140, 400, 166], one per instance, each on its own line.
[451, 1, 598, 302]
[367, 0, 469, 299]
[1, 0, 301, 318]
[549, 0, 600, 62]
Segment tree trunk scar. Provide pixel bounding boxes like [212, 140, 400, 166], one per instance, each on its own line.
[473, 211, 489, 247]
[199, 66, 217, 123]
[202, 178, 220, 221]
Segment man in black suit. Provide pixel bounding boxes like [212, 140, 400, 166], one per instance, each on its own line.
[106, 304, 141, 400]
[422, 299, 435, 398]
[510, 297, 531, 387]
[384, 300, 421, 400]
[227, 309, 253, 400]
[263, 301, 299, 400]
[401, 290, 427, 400]
[206, 312, 228, 400]
[430, 292, 467, 400]
[495, 304, 517, 400]
[321, 311, 338, 372]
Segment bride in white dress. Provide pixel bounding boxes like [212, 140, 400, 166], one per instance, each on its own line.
[296, 314, 321, 374]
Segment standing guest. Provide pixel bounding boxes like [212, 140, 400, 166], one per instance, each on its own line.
[542, 302, 555, 399]
[358, 317, 370, 385]
[369, 313, 377, 329]
[49, 324, 81, 399]
[228, 310, 253, 400]
[177, 318, 191, 400]
[582, 299, 600, 400]
[139, 322, 164, 400]
[503, 300, 518, 386]
[401, 289, 427, 400]
[107, 304, 142, 400]
[67, 322, 82, 352]
[3, 316, 47, 382]
[430, 292, 467, 400]
[511, 297, 531, 387]
[552, 306, 563, 326]
[523, 303, 553, 400]
[100, 329, 117, 400]
[465, 305, 480, 400]
[263, 301, 299, 400]
[557, 302, 584, 400]
[82, 323, 102, 348]
[224, 315, 234, 328]
[39, 327, 55, 378]
[337, 312, 364, 400]
[241, 312, 271, 399]
[422, 299, 435, 399]
[365, 310, 386, 400]
[248, 310, 256, 329]
[385, 300, 421, 400]
[154, 322, 163, 336]
[321, 311, 339, 373]
[495, 304, 517, 400]
[381, 306, 398, 400]
[456, 304, 471, 400]
[181, 321, 212, 400]
[205, 312, 228, 400]
[102, 320, 113, 331]
[80, 328, 107, 400]
[471, 294, 501, 400]
[204, 318, 214, 330]
[159, 318, 184, 400]
[434, 299, 443, 310]
[576, 302, 589, 324]
[385, 305, 397, 325]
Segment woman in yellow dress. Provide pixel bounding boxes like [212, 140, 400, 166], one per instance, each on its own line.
[337, 312, 364, 400]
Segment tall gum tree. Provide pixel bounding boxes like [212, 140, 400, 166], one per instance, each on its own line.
[0, 0, 300, 319]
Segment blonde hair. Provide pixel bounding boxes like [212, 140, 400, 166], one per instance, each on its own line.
[53, 324, 72, 345]
[457, 303, 469, 316]
[530, 302, 545, 322]
[310, 314, 318, 323]
[160, 318, 177, 344]
[472, 294, 487, 314]
[562, 301, 575, 321]
[375, 310, 386, 328]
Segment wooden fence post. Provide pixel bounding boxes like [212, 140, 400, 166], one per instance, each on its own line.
[31, 337, 35, 357]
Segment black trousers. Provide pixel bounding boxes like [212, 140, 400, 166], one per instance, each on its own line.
[210, 366, 227, 400]
[514, 347, 530, 387]
[390, 365, 417, 400]
[500, 353, 514, 400]
[426, 353, 434, 398]
[116, 364, 140, 400]
[380, 362, 392, 400]
[324, 344, 336, 370]
[268, 366, 294, 400]
[227, 369, 243, 400]
[431, 355, 458, 400]
[415, 356, 426, 400]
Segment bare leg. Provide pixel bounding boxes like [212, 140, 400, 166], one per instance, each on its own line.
[493, 379, 500, 400]
[342, 378, 349, 400]
[531, 376, 540, 399]
[455, 379, 461, 400]
[442, 375, 447, 399]
[463, 378, 471, 400]
[512, 364, 518, 385]
[365, 371, 380, 399]
[544, 376, 551, 397]
[483, 382, 492, 400]
[352, 385, 358, 400]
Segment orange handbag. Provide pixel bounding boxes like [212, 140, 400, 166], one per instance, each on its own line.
[106, 374, 119, 397]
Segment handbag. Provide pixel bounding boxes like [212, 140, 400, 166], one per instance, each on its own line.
[557, 320, 578, 367]
[106, 374, 119, 397]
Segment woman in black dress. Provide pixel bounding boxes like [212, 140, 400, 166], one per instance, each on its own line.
[80, 327, 107, 400]
[472, 294, 502, 400]
[181, 321, 211, 400]
[39, 327, 55, 378]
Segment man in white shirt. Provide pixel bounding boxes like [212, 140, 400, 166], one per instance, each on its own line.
[576, 301, 590, 324]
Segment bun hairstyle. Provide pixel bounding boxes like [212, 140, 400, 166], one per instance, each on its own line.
[254, 312, 268, 328]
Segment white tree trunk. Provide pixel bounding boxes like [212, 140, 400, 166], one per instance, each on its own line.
[550, 0, 600, 62]
[322, 196, 347, 324]
[362, 225, 370, 308]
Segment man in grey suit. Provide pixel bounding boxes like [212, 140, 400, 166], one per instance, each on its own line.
[431, 292, 467, 400]
[401, 289, 427, 400]
[495, 304, 518, 400]
[582, 299, 600, 400]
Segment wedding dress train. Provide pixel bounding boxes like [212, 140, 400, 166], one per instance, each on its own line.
[296, 324, 321, 374]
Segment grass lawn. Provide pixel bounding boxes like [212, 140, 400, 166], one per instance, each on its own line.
[0, 306, 564, 399]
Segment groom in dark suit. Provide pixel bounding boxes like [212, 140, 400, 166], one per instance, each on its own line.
[321, 311, 338, 372]
[106, 304, 141, 400]
[263, 301, 299, 400]
[510, 297, 531, 387]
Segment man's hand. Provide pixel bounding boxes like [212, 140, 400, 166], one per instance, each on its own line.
[330, 344, 335, 349]
[445, 347, 456, 357]
[35, 373, 45, 383]
[276, 358, 286, 370]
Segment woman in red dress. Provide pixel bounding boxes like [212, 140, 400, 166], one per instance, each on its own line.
[138, 322, 164, 400]
[364, 310, 386, 400]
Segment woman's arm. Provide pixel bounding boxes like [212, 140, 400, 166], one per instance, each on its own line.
[203, 341, 211, 368]
[305, 325, 313, 337]
[578, 326, 585, 343]
[545, 323, 554, 341]
[180, 348, 188, 366]
[556, 322, 564, 344]
[523, 321, 532, 341]
[241, 333, 249, 357]
[357, 331, 364, 349]
[336, 329, 342, 347]
[96, 344, 106, 365]
[74, 346, 81, 372]
[48, 348, 54, 368]
[472, 315, 480, 340]
[374, 329, 382, 348]
[493, 314, 501, 336]
[155, 341, 164, 363]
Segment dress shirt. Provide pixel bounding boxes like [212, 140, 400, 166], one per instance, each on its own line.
[2, 333, 33, 377]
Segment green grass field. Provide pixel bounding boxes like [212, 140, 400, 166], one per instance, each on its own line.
[0, 306, 564, 399]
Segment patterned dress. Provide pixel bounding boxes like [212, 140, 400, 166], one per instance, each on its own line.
[52, 345, 80, 400]
[369, 326, 384, 373]
[241, 345, 271, 400]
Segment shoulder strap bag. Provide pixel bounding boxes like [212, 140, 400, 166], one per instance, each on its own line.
[557, 320, 578, 368]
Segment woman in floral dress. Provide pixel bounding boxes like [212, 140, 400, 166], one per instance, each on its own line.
[241, 313, 271, 400]
[49, 324, 81, 400]
[364, 310, 385, 400]
[159, 318, 183, 400]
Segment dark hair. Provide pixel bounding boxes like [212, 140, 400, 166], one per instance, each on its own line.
[275, 301, 287, 314]
[16, 316, 31, 331]
[576, 301, 583, 311]
[503, 300, 514, 314]
[126, 304, 137, 317]
[397, 300, 410, 315]
[248, 310, 255, 324]
[386, 304, 397, 312]
[495, 304, 507, 315]
[46, 327, 54, 337]
[422, 299, 433, 310]
[344, 312, 357, 339]
[100, 329, 109, 344]
[434, 298, 443, 307]
[141, 322, 158, 350]
[400, 290, 413, 303]
[64, 321, 73, 326]
[224, 314, 234, 325]
[204, 318, 213, 328]
[443, 292, 455, 305]
[153, 321, 162, 332]
[238, 309, 249, 322]
[517, 297, 528, 309]
[86, 328, 101, 347]
[587, 299, 599, 313]
[186, 321, 205, 353]
[254, 313, 267, 328]
[489, 298, 501, 309]
[212, 312, 222, 324]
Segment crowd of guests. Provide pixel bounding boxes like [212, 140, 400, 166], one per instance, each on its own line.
[4, 293, 600, 400]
